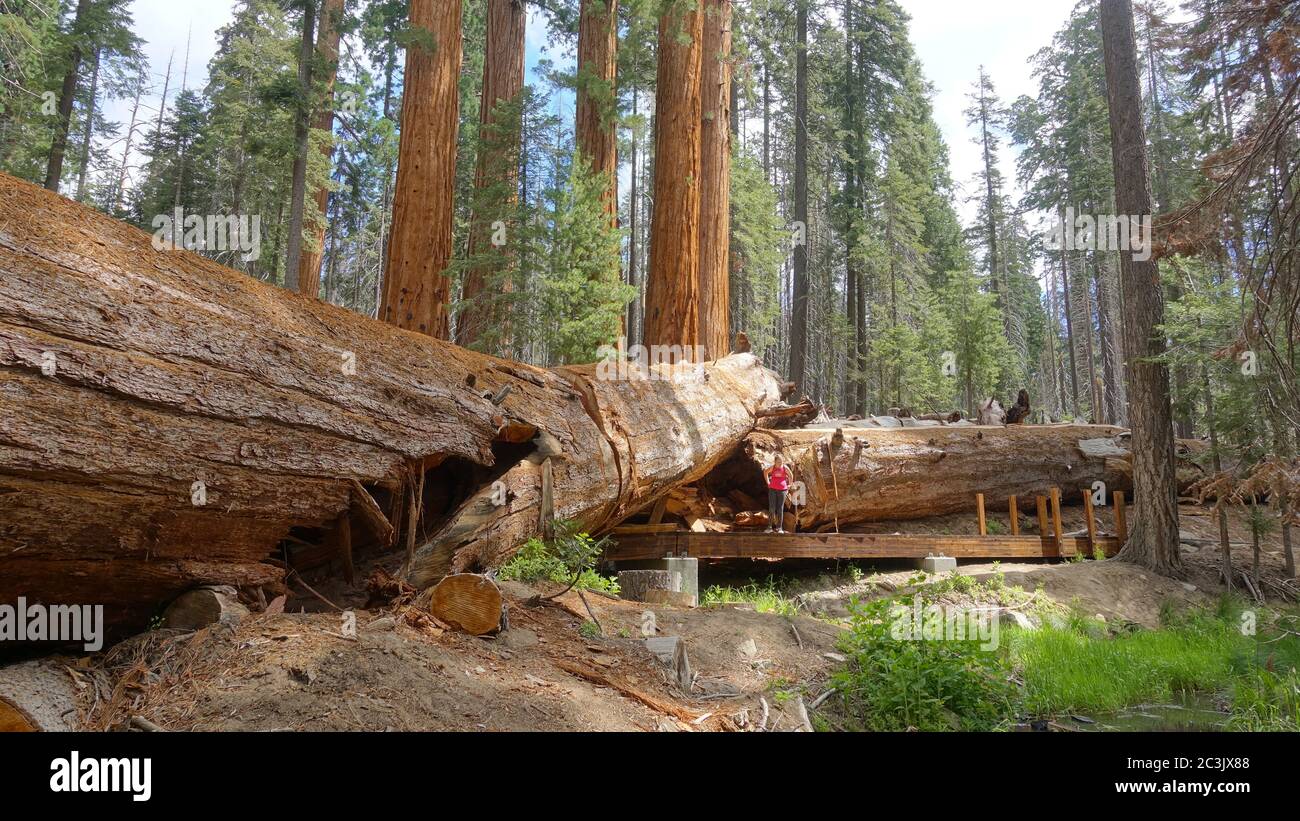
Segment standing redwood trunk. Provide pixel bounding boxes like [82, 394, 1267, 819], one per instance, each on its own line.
[698, 0, 732, 361]
[643, 0, 703, 349]
[456, 0, 526, 352]
[298, 0, 347, 297]
[382, 0, 461, 338]
[575, 0, 618, 216]
[1101, 0, 1181, 575]
[284, 1, 318, 291]
[786, 2, 809, 390]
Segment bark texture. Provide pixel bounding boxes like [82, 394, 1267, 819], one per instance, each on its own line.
[456, 0, 527, 352]
[381, 0, 461, 338]
[1101, 0, 1182, 574]
[643, 0, 703, 349]
[698, 0, 733, 361]
[575, 0, 619, 215]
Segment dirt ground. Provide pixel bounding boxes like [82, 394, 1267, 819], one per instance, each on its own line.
[71, 503, 1294, 732]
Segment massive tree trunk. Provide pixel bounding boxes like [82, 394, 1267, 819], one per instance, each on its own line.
[456, 0, 526, 352]
[697, 0, 732, 361]
[382, 0, 461, 339]
[1101, 0, 1181, 575]
[786, 2, 810, 391]
[0, 172, 781, 636]
[643, 0, 703, 349]
[297, 0, 347, 297]
[407, 353, 785, 586]
[728, 425, 1205, 531]
[283, 0, 318, 291]
[575, 0, 619, 215]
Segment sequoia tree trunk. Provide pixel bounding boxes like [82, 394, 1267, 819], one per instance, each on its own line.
[643, 0, 703, 349]
[0, 172, 781, 635]
[575, 0, 619, 215]
[698, 0, 732, 361]
[381, 0, 461, 338]
[456, 0, 526, 352]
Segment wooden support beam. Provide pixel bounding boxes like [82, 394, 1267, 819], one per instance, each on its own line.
[1082, 488, 1097, 551]
[1036, 496, 1049, 554]
[335, 511, 355, 585]
[1050, 487, 1064, 551]
[647, 497, 669, 526]
[606, 531, 1111, 562]
[976, 493, 987, 536]
[1115, 490, 1127, 546]
[1008, 495, 1019, 536]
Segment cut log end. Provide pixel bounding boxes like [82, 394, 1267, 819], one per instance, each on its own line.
[427, 574, 504, 635]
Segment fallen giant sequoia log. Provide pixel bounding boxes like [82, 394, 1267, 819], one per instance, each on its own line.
[717, 425, 1206, 531]
[0, 173, 782, 634]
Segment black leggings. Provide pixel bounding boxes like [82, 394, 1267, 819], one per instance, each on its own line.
[768, 488, 786, 526]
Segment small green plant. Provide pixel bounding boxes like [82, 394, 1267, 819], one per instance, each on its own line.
[986, 519, 1005, 535]
[499, 520, 620, 595]
[1092, 545, 1106, 561]
[579, 620, 602, 639]
[848, 564, 865, 585]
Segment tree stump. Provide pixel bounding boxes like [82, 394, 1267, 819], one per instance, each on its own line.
[618, 570, 673, 602]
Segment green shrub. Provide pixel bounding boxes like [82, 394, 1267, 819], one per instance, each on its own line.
[831, 595, 1015, 731]
[498, 521, 620, 595]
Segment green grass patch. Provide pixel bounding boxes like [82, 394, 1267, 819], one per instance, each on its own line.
[700, 576, 798, 616]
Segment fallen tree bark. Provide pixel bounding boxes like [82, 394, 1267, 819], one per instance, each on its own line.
[0, 173, 781, 636]
[718, 425, 1206, 531]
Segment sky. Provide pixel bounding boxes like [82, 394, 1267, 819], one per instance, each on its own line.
[105, 0, 1084, 227]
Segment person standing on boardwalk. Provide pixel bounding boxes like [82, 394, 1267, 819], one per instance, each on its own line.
[764, 454, 794, 534]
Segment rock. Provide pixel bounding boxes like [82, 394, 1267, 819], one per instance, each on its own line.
[822, 652, 847, 663]
[162, 586, 250, 630]
[1181, 582, 1198, 592]
[365, 616, 397, 631]
[499, 628, 538, 650]
[737, 638, 758, 659]
[1000, 611, 1038, 630]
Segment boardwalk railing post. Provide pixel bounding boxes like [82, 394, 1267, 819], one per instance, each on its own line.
[976, 493, 987, 536]
[1050, 487, 1064, 556]
[1036, 496, 1050, 555]
[1083, 488, 1097, 555]
[1008, 495, 1019, 536]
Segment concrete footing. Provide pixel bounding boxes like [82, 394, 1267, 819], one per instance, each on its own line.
[915, 554, 957, 574]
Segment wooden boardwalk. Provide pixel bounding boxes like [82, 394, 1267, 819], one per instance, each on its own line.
[605, 531, 1120, 562]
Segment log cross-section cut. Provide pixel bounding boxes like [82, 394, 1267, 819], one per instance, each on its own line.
[0, 173, 781, 635]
